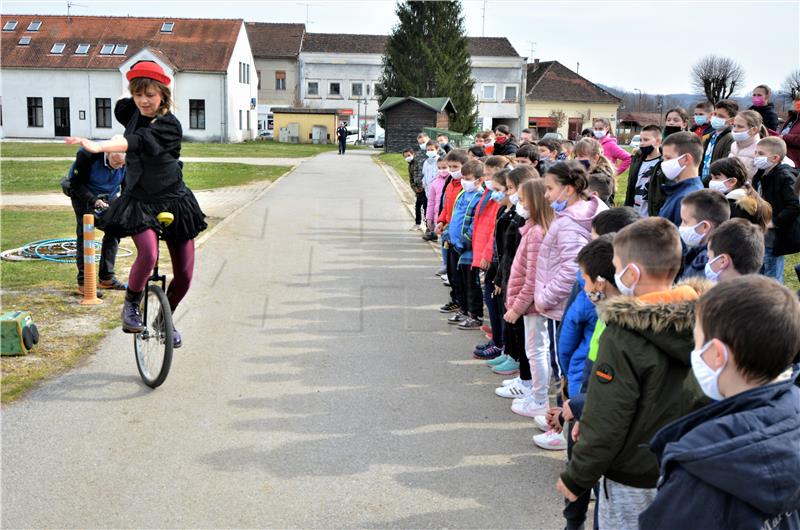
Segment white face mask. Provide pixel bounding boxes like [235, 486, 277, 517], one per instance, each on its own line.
[679, 221, 707, 248]
[508, 192, 520, 205]
[425, 150, 437, 158]
[593, 129, 607, 139]
[614, 263, 639, 297]
[450, 170, 462, 178]
[484, 180, 495, 191]
[661, 154, 686, 181]
[691, 340, 728, 401]
[516, 203, 530, 219]
[731, 130, 751, 142]
[754, 156, 774, 171]
[708, 179, 731, 194]
[419, 142, 427, 149]
[404, 155, 414, 162]
[704, 254, 725, 282]
[461, 179, 478, 193]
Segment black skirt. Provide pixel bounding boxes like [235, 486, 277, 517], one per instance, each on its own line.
[98, 186, 207, 241]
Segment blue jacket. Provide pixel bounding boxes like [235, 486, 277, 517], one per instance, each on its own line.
[680, 244, 708, 281]
[658, 177, 704, 226]
[448, 187, 483, 263]
[557, 271, 598, 398]
[639, 365, 800, 530]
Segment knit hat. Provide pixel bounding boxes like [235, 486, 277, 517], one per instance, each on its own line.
[126, 61, 170, 86]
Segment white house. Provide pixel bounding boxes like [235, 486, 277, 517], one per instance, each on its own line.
[0, 15, 258, 142]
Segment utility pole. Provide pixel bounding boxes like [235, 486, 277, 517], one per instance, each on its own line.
[634, 88, 642, 112]
[481, 0, 487, 36]
[527, 41, 537, 61]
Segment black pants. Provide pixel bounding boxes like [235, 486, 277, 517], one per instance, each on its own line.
[414, 191, 427, 225]
[446, 246, 463, 306]
[338, 138, 346, 154]
[72, 197, 119, 284]
[504, 317, 531, 380]
[563, 421, 596, 530]
[482, 267, 504, 347]
[459, 264, 483, 319]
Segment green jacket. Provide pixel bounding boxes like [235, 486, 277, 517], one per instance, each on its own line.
[560, 280, 711, 495]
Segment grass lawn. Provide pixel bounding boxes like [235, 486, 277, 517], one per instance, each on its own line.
[0, 160, 291, 194]
[1, 140, 342, 159]
[377, 153, 410, 181]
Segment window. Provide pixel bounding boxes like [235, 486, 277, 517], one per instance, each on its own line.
[351, 82, 363, 97]
[246, 64, 250, 84]
[50, 43, 65, 54]
[371, 82, 379, 99]
[161, 22, 174, 32]
[100, 44, 114, 54]
[27, 21, 41, 31]
[27, 97, 43, 127]
[96, 98, 111, 128]
[307, 81, 319, 96]
[75, 43, 90, 55]
[113, 44, 127, 55]
[482, 85, 496, 100]
[189, 99, 205, 130]
[504, 85, 518, 102]
[18, 36, 30, 46]
[246, 110, 250, 131]
[257, 70, 261, 90]
[238, 62, 250, 84]
[239, 109, 243, 130]
[329, 82, 341, 97]
[275, 71, 286, 91]
[3, 21, 17, 31]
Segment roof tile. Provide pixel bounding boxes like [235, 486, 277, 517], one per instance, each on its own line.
[245, 22, 304, 59]
[526, 60, 620, 104]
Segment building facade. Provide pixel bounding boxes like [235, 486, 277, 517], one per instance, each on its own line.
[525, 60, 621, 140]
[0, 15, 258, 142]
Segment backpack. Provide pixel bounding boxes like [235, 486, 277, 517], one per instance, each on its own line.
[59, 148, 83, 197]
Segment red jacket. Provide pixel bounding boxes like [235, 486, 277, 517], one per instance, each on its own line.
[781, 113, 800, 168]
[438, 178, 463, 225]
[471, 190, 501, 268]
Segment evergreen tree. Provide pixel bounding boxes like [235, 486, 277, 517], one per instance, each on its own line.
[377, 1, 477, 133]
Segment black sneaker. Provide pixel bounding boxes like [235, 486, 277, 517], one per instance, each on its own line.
[473, 340, 494, 354]
[473, 345, 503, 360]
[458, 317, 483, 330]
[439, 301, 460, 313]
[448, 312, 468, 325]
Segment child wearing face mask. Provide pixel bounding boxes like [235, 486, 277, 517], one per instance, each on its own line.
[639, 276, 800, 530]
[502, 179, 554, 419]
[691, 101, 715, 141]
[662, 107, 690, 139]
[425, 157, 450, 243]
[704, 219, 765, 282]
[625, 125, 663, 216]
[728, 110, 769, 179]
[591, 118, 631, 175]
[656, 132, 705, 225]
[700, 99, 738, 182]
[751, 137, 800, 283]
[678, 189, 731, 280]
[556, 217, 710, 529]
[708, 158, 773, 232]
[748, 84, 780, 132]
[436, 149, 467, 311]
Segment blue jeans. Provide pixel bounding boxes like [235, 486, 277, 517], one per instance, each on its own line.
[760, 247, 785, 284]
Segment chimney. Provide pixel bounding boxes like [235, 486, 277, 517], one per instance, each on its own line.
[533, 58, 540, 71]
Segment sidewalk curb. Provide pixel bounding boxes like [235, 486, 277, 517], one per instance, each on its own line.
[373, 156, 441, 256]
[195, 164, 299, 249]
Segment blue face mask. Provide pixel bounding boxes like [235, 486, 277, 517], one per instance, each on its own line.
[551, 188, 568, 213]
[694, 115, 708, 126]
[577, 159, 591, 170]
[491, 190, 505, 203]
[710, 116, 727, 130]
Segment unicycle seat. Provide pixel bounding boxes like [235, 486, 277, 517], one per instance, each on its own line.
[156, 212, 174, 227]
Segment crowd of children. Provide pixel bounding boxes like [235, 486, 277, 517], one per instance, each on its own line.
[401, 93, 800, 529]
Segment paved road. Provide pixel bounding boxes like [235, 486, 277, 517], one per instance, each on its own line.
[1, 150, 566, 528]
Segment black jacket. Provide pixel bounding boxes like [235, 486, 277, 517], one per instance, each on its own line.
[639, 366, 800, 530]
[115, 98, 183, 201]
[750, 102, 780, 131]
[753, 163, 800, 255]
[336, 126, 348, 141]
[493, 206, 524, 291]
[493, 138, 519, 157]
[624, 149, 662, 208]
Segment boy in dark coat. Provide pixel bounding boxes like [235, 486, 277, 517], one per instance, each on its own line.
[639, 276, 800, 530]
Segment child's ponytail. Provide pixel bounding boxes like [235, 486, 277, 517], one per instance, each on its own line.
[547, 160, 590, 199]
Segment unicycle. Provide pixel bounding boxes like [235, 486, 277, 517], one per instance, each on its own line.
[134, 212, 174, 388]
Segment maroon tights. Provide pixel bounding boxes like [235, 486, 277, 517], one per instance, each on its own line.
[128, 229, 195, 310]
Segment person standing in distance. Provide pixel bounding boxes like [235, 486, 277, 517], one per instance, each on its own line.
[337, 121, 349, 155]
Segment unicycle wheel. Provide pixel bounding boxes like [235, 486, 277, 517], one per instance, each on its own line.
[134, 285, 174, 388]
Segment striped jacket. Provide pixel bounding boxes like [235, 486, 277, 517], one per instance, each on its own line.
[448, 185, 487, 266]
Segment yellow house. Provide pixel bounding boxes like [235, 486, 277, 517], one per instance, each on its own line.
[272, 107, 341, 144]
[525, 60, 621, 141]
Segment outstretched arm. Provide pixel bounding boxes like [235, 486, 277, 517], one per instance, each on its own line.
[65, 135, 128, 154]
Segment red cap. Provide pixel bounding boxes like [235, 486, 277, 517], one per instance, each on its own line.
[126, 61, 170, 86]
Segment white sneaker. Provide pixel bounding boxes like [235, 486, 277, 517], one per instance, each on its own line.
[495, 380, 532, 399]
[410, 224, 422, 231]
[440, 273, 448, 281]
[511, 396, 549, 418]
[534, 415, 549, 432]
[533, 429, 568, 450]
[502, 377, 520, 387]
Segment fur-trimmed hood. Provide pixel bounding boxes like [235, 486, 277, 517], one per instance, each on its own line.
[596, 278, 714, 363]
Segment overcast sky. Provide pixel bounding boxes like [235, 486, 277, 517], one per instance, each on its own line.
[6, 0, 799, 95]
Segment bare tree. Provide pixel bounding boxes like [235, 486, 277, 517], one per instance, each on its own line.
[549, 109, 567, 129]
[782, 69, 800, 100]
[690, 55, 745, 104]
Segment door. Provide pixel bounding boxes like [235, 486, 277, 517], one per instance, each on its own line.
[53, 97, 70, 136]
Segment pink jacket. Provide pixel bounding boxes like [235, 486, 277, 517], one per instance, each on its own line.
[505, 222, 545, 316]
[729, 134, 760, 180]
[426, 171, 448, 225]
[534, 196, 608, 320]
[600, 135, 632, 175]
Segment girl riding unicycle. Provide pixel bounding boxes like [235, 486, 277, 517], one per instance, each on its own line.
[67, 61, 207, 385]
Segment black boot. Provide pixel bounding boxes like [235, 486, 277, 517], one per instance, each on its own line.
[121, 289, 145, 333]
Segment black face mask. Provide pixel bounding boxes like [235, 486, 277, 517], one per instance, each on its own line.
[663, 126, 683, 137]
[640, 145, 655, 157]
[578, 159, 591, 169]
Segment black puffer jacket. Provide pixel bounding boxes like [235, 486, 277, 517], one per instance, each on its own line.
[750, 102, 780, 131]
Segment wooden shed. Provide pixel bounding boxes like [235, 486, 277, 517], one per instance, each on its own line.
[378, 97, 457, 153]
